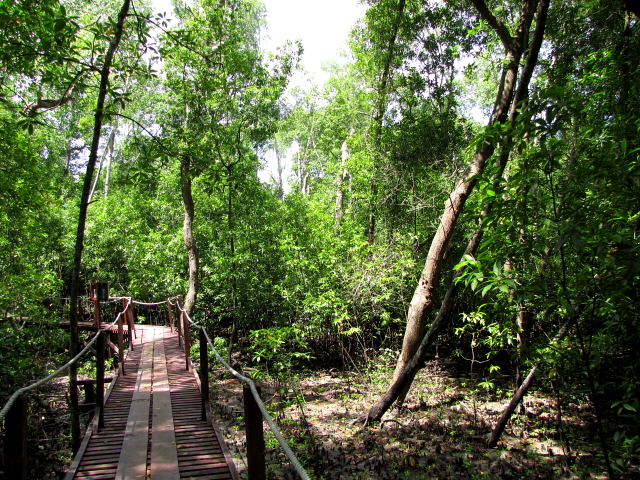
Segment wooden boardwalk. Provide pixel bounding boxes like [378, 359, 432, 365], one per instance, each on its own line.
[66, 325, 238, 480]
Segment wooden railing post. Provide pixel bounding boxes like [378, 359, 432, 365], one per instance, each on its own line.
[176, 297, 183, 347]
[199, 327, 209, 421]
[96, 330, 105, 429]
[167, 300, 174, 333]
[118, 301, 125, 376]
[243, 385, 265, 480]
[184, 312, 191, 371]
[129, 301, 137, 340]
[4, 394, 28, 479]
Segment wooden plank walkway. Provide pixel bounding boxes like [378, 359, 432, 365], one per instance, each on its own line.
[67, 325, 238, 480]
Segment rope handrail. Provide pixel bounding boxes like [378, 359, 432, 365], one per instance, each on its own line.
[0, 298, 132, 421]
[175, 302, 311, 480]
[133, 297, 178, 306]
[82, 296, 128, 304]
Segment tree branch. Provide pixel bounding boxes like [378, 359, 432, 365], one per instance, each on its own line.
[470, 0, 513, 50]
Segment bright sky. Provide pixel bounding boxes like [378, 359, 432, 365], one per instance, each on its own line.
[151, 0, 367, 188]
[152, 0, 366, 86]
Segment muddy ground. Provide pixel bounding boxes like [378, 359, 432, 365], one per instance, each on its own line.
[4, 350, 637, 479]
[211, 354, 635, 480]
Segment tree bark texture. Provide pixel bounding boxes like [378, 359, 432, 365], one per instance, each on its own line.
[335, 138, 351, 224]
[181, 156, 198, 317]
[388, 0, 540, 406]
[67, 0, 131, 452]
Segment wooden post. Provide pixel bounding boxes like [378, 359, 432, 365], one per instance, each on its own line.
[118, 301, 125, 376]
[129, 301, 137, 340]
[4, 395, 28, 479]
[96, 330, 105, 429]
[127, 304, 135, 351]
[176, 297, 183, 347]
[167, 300, 174, 332]
[93, 296, 101, 329]
[243, 385, 265, 480]
[199, 328, 209, 421]
[183, 312, 191, 371]
[69, 298, 80, 453]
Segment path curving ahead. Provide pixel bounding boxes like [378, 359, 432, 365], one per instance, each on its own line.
[66, 325, 238, 480]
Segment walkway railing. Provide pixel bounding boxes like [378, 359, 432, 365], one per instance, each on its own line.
[0, 295, 311, 480]
[173, 300, 311, 480]
[0, 297, 134, 478]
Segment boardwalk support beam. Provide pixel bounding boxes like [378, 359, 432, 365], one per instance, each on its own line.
[4, 394, 28, 480]
[176, 297, 183, 347]
[184, 312, 191, 371]
[243, 385, 265, 480]
[167, 300, 174, 332]
[96, 330, 105, 429]
[118, 302, 125, 376]
[199, 327, 209, 421]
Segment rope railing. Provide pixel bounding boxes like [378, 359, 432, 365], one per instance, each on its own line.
[174, 301, 311, 480]
[1, 294, 310, 480]
[0, 297, 132, 421]
[132, 297, 178, 306]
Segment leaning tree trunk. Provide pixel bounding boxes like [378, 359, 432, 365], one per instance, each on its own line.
[181, 155, 198, 317]
[386, 0, 541, 408]
[67, 0, 131, 452]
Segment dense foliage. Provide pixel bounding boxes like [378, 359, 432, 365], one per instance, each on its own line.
[0, 0, 638, 476]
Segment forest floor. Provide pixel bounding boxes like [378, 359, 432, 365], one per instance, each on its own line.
[211, 351, 636, 480]
[8, 349, 637, 479]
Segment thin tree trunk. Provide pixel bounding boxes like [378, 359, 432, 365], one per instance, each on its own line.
[335, 138, 351, 224]
[374, 0, 406, 139]
[387, 0, 540, 406]
[181, 155, 198, 317]
[367, 0, 406, 246]
[68, 0, 131, 453]
[225, 164, 238, 364]
[515, 306, 532, 389]
[104, 115, 118, 199]
[274, 136, 283, 196]
[487, 304, 582, 447]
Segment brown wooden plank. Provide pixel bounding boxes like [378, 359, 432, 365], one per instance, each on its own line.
[163, 329, 237, 480]
[68, 327, 149, 480]
[67, 325, 237, 480]
[115, 332, 154, 478]
[150, 329, 180, 480]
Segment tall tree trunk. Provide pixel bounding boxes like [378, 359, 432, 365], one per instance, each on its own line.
[335, 138, 351, 224]
[273, 136, 284, 198]
[368, 0, 407, 246]
[387, 0, 540, 407]
[515, 305, 532, 388]
[67, 0, 131, 453]
[181, 155, 198, 317]
[225, 164, 238, 364]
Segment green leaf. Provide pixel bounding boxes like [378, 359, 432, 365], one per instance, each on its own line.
[554, 233, 569, 250]
[571, 233, 583, 250]
[504, 278, 517, 289]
